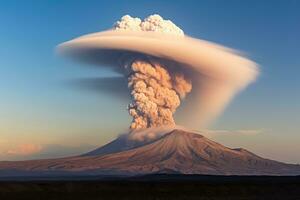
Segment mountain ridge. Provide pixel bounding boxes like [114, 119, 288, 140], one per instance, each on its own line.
[0, 129, 299, 176]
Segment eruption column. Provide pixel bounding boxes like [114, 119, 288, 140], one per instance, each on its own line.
[59, 14, 258, 132]
[126, 59, 191, 129]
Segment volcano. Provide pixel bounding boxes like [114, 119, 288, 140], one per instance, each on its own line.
[0, 129, 300, 177]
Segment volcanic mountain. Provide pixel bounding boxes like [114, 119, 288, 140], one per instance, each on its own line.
[0, 129, 300, 176]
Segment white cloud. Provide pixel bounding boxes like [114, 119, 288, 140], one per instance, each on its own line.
[0, 143, 96, 161]
[235, 129, 263, 135]
[6, 144, 42, 156]
[204, 129, 264, 137]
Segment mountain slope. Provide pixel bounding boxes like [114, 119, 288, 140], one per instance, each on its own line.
[0, 129, 299, 176]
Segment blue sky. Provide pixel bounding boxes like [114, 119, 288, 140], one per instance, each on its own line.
[0, 0, 299, 163]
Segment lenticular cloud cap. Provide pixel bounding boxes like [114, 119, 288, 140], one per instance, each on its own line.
[59, 30, 256, 84]
[58, 16, 258, 129]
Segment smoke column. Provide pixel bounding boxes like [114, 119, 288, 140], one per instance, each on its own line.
[114, 15, 192, 129]
[125, 59, 191, 129]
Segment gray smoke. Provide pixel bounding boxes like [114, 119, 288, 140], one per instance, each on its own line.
[125, 58, 191, 129]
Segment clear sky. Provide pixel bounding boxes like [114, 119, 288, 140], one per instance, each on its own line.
[0, 0, 299, 163]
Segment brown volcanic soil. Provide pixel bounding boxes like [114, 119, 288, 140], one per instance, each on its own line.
[0, 129, 300, 176]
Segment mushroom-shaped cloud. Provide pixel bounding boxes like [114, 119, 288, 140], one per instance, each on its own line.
[58, 14, 259, 130]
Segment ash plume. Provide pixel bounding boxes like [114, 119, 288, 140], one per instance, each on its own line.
[125, 59, 191, 129]
[114, 15, 192, 130]
[114, 15, 192, 129]
[114, 14, 184, 36]
[59, 14, 259, 136]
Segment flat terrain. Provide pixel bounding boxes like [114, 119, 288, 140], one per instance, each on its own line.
[0, 175, 300, 200]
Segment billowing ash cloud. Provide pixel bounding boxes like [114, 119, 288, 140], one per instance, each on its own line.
[114, 14, 184, 36]
[125, 59, 191, 129]
[115, 15, 191, 129]
[128, 59, 192, 129]
[58, 14, 259, 133]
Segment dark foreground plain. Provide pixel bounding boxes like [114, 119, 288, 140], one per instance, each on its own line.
[0, 175, 300, 200]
